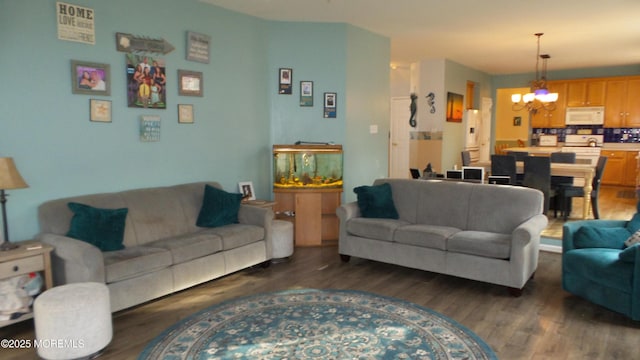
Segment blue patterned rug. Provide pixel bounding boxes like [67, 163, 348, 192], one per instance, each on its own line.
[139, 289, 497, 360]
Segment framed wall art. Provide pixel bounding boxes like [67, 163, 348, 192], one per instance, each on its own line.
[178, 70, 203, 97]
[178, 104, 194, 124]
[140, 115, 161, 142]
[323, 92, 337, 118]
[186, 31, 210, 63]
[446, 92, 463, 122]
[278, 68, 292, 94]
[89, 99, 111, 122]
[71, 60, 110, 96]
[126, 54, 166, 109]
[300, 81, 313, 106]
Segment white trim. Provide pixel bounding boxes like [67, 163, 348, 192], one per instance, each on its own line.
[539, 244, 562, 253]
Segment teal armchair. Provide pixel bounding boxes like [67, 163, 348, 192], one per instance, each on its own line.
[562, 219, 640, 321]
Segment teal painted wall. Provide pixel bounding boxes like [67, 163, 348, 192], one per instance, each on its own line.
[0, 0, 390, 241]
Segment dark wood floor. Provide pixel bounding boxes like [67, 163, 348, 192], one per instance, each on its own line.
[2, 185, 638, 360]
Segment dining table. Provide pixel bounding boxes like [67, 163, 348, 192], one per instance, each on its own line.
[473, 160, 595, 219]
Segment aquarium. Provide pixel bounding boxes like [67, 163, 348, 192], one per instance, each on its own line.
[273, 144, 343, 189]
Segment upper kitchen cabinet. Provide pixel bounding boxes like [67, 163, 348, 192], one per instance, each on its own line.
[531, 81, 567, 128]
[566, 79, 606, 107]
[604, 76, 640, 128]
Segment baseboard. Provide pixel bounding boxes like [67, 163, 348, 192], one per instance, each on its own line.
[539, 244, 562, 253]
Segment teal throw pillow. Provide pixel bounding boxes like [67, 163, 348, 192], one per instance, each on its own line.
[196, 184, 242, 227]
[66, 202, 128, 252]
[574, 225, 630, 249]
[353, 183, 399, 219]
[619, 243, 640, 263]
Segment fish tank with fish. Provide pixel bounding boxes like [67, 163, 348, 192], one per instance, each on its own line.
[273, 144, 343, 189]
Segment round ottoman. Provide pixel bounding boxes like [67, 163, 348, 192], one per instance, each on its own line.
[272, 219, 294, 260]
[34, 282, 112, 360]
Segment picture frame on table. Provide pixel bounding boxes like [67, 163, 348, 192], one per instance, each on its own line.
[71, 60, 110, 96]
[178, 70, 203, 97]
[89, 99, 112, 122]
[238, 181, 255, 201]
[178, 104, 194, 124]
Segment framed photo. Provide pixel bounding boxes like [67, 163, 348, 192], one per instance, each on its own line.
[513, 116, 522, 126]
[238, 181, 255, 201]
[324, 92, 337, 118]
[278, 68, 292, 94]
[300, 81, 313, 106]
[178, 104, 194, 124]
[89, 99, 112, 123]
[71, 60, 110, 96]
[446, 92, 463, 122]
[178, 70, 203, 97]
[126, 54, 166, 109]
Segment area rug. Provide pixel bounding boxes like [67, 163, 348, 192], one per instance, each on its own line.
[139, 289, 497, 360]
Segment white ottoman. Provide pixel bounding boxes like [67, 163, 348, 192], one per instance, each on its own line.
[34, 282, 112, 360]
[272, 220, 294, 260]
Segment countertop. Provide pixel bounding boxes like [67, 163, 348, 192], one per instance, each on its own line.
[515, 143, 640, 152]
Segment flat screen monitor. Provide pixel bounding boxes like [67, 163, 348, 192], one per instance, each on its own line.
[488, 175, 511, 185]
[462, 166, 485, 183]
[409, 168, 421, 179]
[445, 170, 463, 180]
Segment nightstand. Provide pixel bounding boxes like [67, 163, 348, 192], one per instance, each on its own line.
[0, 240, 53, 327]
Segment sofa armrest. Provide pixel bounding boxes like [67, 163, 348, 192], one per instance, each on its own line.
[562, 219, 628, 253]
[238, 205, 274, 256]
[512, 214, 549, 248]
[36, 233, 105, 285]
[336, 202, 360, 223]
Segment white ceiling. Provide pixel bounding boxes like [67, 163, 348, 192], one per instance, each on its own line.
[201, 0, 640, 75]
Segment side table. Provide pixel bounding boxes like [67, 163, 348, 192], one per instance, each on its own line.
[0, 240, 54, 327]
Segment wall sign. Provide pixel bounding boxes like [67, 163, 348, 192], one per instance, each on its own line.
[56, 2, 95, 45]
[116, 32, 175, 55]
[186, 31, 210, 63]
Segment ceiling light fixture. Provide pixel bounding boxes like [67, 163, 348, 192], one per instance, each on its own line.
[511, 33, 558, 114]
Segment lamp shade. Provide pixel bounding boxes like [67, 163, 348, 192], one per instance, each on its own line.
[0, 157, 28, 190]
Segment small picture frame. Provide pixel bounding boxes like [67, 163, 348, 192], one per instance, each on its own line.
[278, 68, 292, 94]
[186, 31, 210, 64]
[238, 181, 255, 201]
[71, 60, 110, 96]
[89, 99, 112, 122]
[513, 116, 522, 126]
[178, 70, 203, 97]
[178, 104, 194, 124]
[300, 81, 313, 106]
[324, 92, 337, 118]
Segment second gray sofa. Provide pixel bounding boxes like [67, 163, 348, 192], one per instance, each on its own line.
[337, 179, 548, 295]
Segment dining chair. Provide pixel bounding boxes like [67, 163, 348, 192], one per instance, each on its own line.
[558, 156, 608, 220]
[461, 151, 472, 166]
[490, 154, 517, 185]
[550, 152, 576, 217]
[523, 156, 554, 214]
[506, 151, 529, 184]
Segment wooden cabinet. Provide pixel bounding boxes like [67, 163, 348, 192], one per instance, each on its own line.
[566, 79, 606, 107]
[601, 150, 638, 186]
[604, 77, 640, 128]
[531, 81, 567, 128]
[274, 189, 341, 246]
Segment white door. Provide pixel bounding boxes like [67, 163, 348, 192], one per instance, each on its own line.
[390, 97, 411, 178]
[479, 97, 493, 162]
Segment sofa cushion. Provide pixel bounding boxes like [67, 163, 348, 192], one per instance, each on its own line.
[565, 248, 634, 292]
[574, 226, 629, 249]
[196, 185, 243, 227]
[353, 183, 399, 219]
[206, 223, 265, 250]
[346, 218, 409, 242]
[394, 224, 460, 250]
[103, 246, 172, 283]
[619, 243, 640, 263]
[66, 202, 128, 252]
[626, 201, 640, 234]
[448, 231, 511, 259]
[147, 231, 223, 264]
[624, 229, 640, 248]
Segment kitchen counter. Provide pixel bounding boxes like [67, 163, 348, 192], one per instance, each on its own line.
[506, 144, 640, 153]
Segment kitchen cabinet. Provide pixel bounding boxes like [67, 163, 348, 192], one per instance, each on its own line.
[604, 77, 640, 128]
[274, 189, 341, 246]
[566, 79, 606, 107]
[531, 81, 567, 128]
[601, 150, 637, 186]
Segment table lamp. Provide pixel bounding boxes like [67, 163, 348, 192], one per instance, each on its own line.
[0, 157, 28, 251]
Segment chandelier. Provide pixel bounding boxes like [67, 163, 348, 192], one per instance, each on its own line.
[511, 33, 558, 114]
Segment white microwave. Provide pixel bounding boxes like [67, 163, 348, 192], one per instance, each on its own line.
[565, 106, 605, 125]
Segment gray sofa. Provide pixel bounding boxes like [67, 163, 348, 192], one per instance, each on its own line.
[36, 182, 273, 312]
[337, 179, 548, 294]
